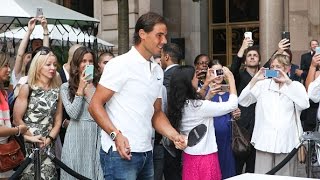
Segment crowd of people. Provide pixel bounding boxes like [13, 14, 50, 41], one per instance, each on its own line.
[0, 11, 320, 180]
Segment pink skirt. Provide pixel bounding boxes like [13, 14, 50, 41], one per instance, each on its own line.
[182, 152, 221, 180]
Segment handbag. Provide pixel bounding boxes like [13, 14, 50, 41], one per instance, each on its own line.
[231, 119, 251, 157]
[293, 103, 306, 164]
[0, 136, 25, 172]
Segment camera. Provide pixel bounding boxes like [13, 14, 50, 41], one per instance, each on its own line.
[214, 69, 224, 76]
[264, 69, 279, 78]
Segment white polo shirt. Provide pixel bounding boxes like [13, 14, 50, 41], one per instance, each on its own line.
[99, 46, 164, 153]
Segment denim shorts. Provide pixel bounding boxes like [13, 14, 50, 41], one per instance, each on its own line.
[100, 147, 154, 180]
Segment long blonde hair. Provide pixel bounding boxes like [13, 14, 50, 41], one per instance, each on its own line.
[27, 50, 61, 89]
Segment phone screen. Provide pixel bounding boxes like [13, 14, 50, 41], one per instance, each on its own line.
[315, 47, 320, 55]
[85, 65, 94, 80]
[264, 69, 279, 78]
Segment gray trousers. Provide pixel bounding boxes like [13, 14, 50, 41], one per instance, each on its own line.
[255, 150, 297, 176]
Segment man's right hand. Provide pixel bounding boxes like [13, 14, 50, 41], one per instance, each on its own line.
[115, 133, 132, 160]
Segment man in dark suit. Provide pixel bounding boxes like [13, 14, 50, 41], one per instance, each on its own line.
[153, 43, 182, 180]
[300, 40, 319, 84]
[300, 40, 319, 131]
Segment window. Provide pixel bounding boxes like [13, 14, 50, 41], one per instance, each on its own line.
[209, 0, 259, 65]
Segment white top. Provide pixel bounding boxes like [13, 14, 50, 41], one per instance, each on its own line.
[99, 46, 164, 153]
[308, 75, 320, 120]
[11, 68, 21, 88]
[180, 94, 238, 155]
[239, 79, 310, 153]
[63, 65, 70, 81]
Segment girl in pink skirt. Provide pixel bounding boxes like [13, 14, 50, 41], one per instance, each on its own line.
[167, 65, 238, 180]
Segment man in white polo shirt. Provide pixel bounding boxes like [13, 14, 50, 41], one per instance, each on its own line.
[89, 12, 186, 180]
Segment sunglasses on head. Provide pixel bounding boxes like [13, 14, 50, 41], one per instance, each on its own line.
[39, 47, 51, 55]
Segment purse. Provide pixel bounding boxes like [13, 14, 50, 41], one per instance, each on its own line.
[293, 103, 306, 164]
[0, 136, 25, 172]
[231, 119, 251, 157]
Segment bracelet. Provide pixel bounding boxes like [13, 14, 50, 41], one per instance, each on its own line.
[46, 135, 55, 142]
[15, 126, 21, 136]
[43, 33, 50, 36]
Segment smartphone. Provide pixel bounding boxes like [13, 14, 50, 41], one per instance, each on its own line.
[85, 65, 94, 80]
[244, 32, 253, 46]
[282, 31, 290, 47]
[220, 84, 230, 92]
[214, 69, 224, 76]
[36, 7, 43, 17]
[315, 46, 320, 55]
[264, 69, 279, 78]
[197, 70, 207, 80]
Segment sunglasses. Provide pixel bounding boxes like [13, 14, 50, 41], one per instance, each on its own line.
[39, 47, 52, 55]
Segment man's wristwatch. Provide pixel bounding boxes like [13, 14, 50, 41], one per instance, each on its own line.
[110, 130, 121, 141]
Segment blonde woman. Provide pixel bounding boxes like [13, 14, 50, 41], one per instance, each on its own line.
[238, 54, 309, 176]
[13, 47, 63, 179]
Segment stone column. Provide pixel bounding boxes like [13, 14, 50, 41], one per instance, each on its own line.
[259, 0, 284, 64]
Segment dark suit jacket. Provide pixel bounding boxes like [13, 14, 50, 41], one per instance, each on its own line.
[300, 52, 314, 83]
[163, 65, 179, 95]
[154, 64, 179, 146]
[58, 68, 69, 144]
[289, 64, 301, 82]
[230, 56, 256, 134]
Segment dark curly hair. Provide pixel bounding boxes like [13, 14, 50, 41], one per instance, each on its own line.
[167, 65, 202, 131]
[68, 47, 99, 102]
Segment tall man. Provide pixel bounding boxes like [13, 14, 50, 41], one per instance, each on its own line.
[300, 39, 319, 83]
[88, 12, 186, 180]
[230, 38, 260, 174]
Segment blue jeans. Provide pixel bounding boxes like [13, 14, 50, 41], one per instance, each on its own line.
[100, 147, 154, 180]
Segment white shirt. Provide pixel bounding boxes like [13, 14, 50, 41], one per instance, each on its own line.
[63, 65, 70, 81]
[308, 75, 320, 120]
[99, 46, 164, 153]
[180, 94, 238, 155]
[239, 79, 310, 153]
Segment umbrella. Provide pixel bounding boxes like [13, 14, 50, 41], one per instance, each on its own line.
[0, 24, 114, 49]
[0, 0, 99, 28]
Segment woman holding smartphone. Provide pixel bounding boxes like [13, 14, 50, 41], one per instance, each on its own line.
[205, 60, 239, 179]
[238, 54, 309, 176]
[60, 47, 103, 180]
